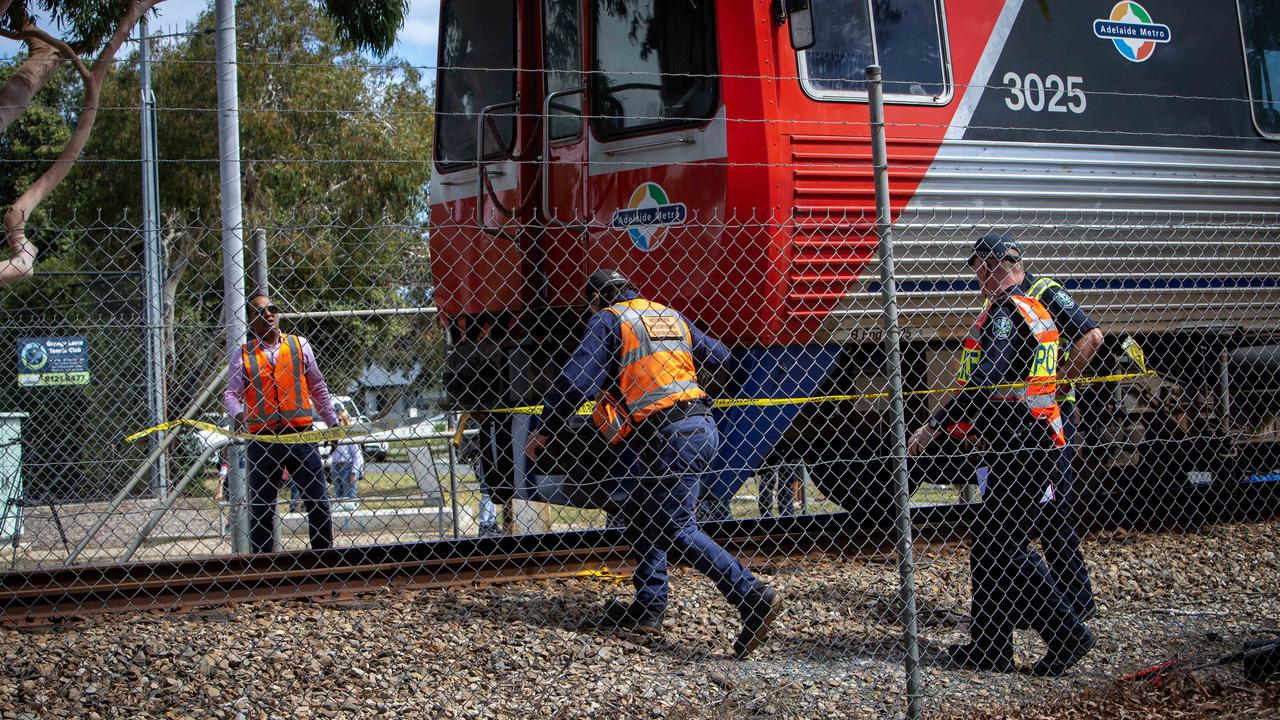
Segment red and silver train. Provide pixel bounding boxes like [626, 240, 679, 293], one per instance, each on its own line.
[428, 0, 1280, 513]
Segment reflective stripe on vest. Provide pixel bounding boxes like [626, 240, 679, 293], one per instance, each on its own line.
[242, 334, 315, 433]
[607, 299, 707, 422]
[985, 295, 1066, 447]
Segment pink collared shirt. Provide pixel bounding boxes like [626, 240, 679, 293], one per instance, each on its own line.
[223, 334, 339, 427]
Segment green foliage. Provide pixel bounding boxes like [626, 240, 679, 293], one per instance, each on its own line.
[2, 0, 409, 55]
[1, 0, 437, 499]
[0, 57, 75, 225]
[321, 0, 409, 56]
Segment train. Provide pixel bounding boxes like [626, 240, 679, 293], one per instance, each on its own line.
[427, 0, 1280, 516]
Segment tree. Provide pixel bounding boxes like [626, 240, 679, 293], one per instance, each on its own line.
[0, 0, 433, 500]
[62, 0, 435, 401]
[0, 0, 410, 285]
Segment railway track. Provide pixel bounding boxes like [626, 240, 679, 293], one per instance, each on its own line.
[2, 484, 1276, 626]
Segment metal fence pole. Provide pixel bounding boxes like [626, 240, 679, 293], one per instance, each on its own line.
[250, 227, 268, 295]
[867, 64, 923, 720]
[215, 0, 250, 554]
[139, 17, 168, 498]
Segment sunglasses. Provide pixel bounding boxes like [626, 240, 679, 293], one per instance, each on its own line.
[968, 256, 1006, 271]
[248, 304, 281, 317]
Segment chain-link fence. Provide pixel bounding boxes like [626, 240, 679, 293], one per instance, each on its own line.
[5, 0, 1280, 715]
[3, 202, 1279, 712]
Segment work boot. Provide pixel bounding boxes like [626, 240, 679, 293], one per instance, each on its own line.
[734, 585, 783, 659]
[598, 598, 665, 634]
[1032, 626, 1096, 677]
[1015, 601, 1097, 630]
[940, 643, 1015, 672]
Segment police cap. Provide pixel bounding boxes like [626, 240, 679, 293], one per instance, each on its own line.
[583, 268, 632, 304]
[968, 231, 1023, 267]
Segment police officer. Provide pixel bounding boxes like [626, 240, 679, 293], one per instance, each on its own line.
[1019, 246, 1103, 623]
[224, 292, 340, 553]
[908, 234, 1094, 676]
[525, 270, 782, 659]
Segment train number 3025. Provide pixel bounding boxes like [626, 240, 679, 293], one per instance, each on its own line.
[1003, 72, 1087, 114]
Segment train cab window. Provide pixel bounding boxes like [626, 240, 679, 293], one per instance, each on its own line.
[544, 0, 583, 141]
[591, 0, 718, 138]
[798, 0, 950, 104]
[1239, 0, 1280, 138]
[435, 0, 517, 168]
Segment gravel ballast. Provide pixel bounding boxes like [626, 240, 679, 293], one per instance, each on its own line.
[1, 520, 1277, 719]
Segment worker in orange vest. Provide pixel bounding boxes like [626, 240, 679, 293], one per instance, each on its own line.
[909, 233, 1094, 677]
[223, 292, 340, 553]
[526, 270, 782, 659]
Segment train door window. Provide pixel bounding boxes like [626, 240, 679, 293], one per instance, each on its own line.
[435, 0, 517, 168]
[544, 0, 583, 141]
[591, 0, 719, 138]
[1239, 0, 1280, 138]
[798, 0, 951, 104]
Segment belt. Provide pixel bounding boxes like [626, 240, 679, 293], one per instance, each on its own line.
[639, 398, 712, 432]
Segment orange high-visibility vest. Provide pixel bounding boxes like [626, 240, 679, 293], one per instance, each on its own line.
[242, 334, 316, 433]
[985, 295, 1066, 447]
[595, 299, 707, 439]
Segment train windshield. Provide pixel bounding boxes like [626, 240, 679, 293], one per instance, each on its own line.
[435, 0, 517, 167]
[799, 0, 949, 102]
[591, 0, 718, 138]
[1240, 0, 1280, 137]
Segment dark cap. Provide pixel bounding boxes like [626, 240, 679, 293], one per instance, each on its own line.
[583, 268, 632, 304]
[968, 231, 1023, 266]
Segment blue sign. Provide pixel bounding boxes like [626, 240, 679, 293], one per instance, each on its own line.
[17, 336, 90, 387]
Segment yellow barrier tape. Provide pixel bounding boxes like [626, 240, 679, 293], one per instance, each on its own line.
[572, 566, 628, 584]
[127, 339, 1153, 444]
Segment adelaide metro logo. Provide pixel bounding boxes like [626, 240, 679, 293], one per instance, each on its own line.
[1093, 1, 1171, 63]
[610, 182, 687, 252]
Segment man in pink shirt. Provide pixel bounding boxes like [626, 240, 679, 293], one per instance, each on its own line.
[224, 292, 340, 553]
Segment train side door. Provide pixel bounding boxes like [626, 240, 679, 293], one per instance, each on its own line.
[429, 0, 532, 315]
[538, 0, 590, 307]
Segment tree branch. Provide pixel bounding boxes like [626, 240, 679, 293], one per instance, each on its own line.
[2, 0, 166, 284]
[0, 18, 62, 133]
[0, 25, 92, 84]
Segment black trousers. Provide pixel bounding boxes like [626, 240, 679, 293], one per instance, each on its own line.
[1032, 409, 1096, 614]
[970, 444, 1085, 651]
[246, 438, 334, 553]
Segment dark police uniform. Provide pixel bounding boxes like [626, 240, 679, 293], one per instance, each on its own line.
[932, 286, 1092, 673]
[539, 280, 780, 658]
[1021, 274, 1098, 619]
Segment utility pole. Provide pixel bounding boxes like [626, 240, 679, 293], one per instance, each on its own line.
[215, 0, 249, 553]
[139, 17, 168, 497]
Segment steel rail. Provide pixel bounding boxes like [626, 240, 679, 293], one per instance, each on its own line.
[3, 484, 1276, 626]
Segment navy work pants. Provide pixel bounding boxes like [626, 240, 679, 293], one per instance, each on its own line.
[246, 438, 334, 553]
[1033, 408, 1096, 615]
[970, 445, 1086, 652]
[620, 415, 759, 613]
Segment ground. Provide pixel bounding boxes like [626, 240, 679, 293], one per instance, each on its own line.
[1, 520, 1277, 719]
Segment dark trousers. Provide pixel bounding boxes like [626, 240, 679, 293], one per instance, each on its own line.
[246, 439, 333, 553]
[758, 464, 797, 518]
[621, 415, 759, 613]
[1033, 409, 1096, 614]
[970, 445, 1085, 652]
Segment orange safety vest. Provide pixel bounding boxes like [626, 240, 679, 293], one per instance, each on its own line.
[242, 334, 316, 433]
[591, 299, 708, 444]
[952, 295, 1066, 448]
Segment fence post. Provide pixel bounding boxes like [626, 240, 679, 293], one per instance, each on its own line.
[139, 17, 168, 498]
[250, 227, 268, 295]
[867, 64, 923, 720]
[216, 0, 250, 554]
